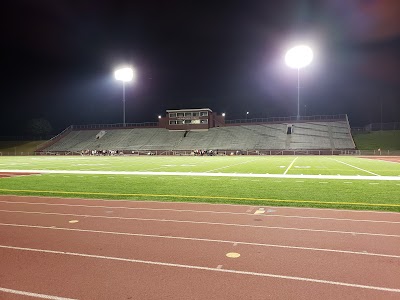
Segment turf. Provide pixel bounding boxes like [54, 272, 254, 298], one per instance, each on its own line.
[0, 155, 399, 211]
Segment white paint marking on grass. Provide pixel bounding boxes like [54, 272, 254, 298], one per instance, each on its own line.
[1, 209, 399, 238]
[1, 200, 399, 224]
[1, 169, 400, 181]
[283, 157, 298, 175]
[1, 245, 400, 294]
[204, 158, 261, 173]
[329, 158, 380, 176]
[0, 287, 76, 300]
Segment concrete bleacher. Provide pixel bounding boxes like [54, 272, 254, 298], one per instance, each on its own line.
[42, 120, 355, 153]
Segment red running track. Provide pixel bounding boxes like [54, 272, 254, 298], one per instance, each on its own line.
[0, 195, 400, 299]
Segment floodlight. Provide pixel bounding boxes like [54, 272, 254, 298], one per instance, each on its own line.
[114, 67, 135, 82]
[222, 113, 226, 117]
[158, 115, 162, 119]
[114, 66, 136, 127]
[285, 45, 313, 119]
[285, 45, 313, 69]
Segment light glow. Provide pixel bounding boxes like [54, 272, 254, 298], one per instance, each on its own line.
[114, 67, 135, 82]
[285, 45, 313, 69]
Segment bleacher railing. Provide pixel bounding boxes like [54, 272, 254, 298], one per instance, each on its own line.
[225, 114, 347, 124]
[71, 122, 159, 130]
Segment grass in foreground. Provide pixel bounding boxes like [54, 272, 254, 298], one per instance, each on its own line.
[1, 173, 399, 212]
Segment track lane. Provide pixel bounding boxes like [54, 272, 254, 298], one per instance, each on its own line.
[2, 247, 398, 300]
[2, 195, 400, 222]
[0, 210, 399, 257]
[1, 201, 399, 236]
[1, 220, 400, 289]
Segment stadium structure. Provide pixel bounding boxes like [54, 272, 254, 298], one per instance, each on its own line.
[37, 108, 356, 155]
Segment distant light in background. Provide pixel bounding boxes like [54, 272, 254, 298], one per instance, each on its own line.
[285, 45, 313, 120]
[222, 113, 225, 117]
[158, 115, 161, 119]
[114, 66, 136, 127]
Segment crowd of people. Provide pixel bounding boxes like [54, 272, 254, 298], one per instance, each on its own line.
[81, 149, 122, 156]
[193, 149, 215, 156]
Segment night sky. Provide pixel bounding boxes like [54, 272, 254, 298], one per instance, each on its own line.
[2, 0, 400, 136]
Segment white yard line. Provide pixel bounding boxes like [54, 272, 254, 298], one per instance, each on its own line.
[1, 245, 400, 293]
[0, 209, 399, 238]
[283, 157, 298, 175]
[2, 169, 399, 180]
[329, 158, 381, 176]
[204, 158, 261, 173]
[0, 287, 76, 300]
[1, 200, 399, 224]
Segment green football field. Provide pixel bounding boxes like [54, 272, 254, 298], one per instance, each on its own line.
[0, 155, 399, 211]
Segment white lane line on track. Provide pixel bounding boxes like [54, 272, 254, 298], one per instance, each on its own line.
[2, 194, 400, 216]
[329, 158, 380, 176]
[2, 200, 400, 224]
[0, 209, 399, 238]
[2, 169, 399, 180]
[0, 287, 76, 300]
[1, 245, 400, 294]
[1, 222, 399, 259]
[283, 157, 298, 175]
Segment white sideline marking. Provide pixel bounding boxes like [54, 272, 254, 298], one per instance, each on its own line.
[0, 287, 76, 300]
[1, 245, 400, 294]
[2, 222, 399, 259]
[283, 157, 298, 175]
[329, 159, 380, 176]
[2, 169, 398, 180]
[1, 200, 399, 224]
[0, 209, 399, 238]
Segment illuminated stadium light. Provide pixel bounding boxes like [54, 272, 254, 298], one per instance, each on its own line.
[114, 67, 135, 82]
[114, 66, 136, 127]
[285, 45, 313, 69]
[285, 45, 313, 119]
[158, 115, 162, 119]
[222, 113, 226, 117]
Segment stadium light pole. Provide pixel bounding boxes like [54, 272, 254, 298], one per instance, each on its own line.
[114, 66, 135, 127]
[285, 45, 313, 120]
